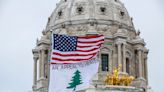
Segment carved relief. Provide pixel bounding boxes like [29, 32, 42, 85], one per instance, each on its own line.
[100, 6, 107, 15]
[73, 2, 87, 16]
[96, 25, 112, 36]
[67, 25, 88, 36]
[115, 6, 129, 21]
[126, 51, 132, 59]
[58, 10, 63, 18]
[125, 43, 133, 51]
[101, 47, 111, 53]
[96, 2, 108, 15]
[53, 29, 61, 34]
[118, 10, 127, 20]
[56, 6, 66, 19]
[127, 31, 136, 40]
[76, 6, 84, 15]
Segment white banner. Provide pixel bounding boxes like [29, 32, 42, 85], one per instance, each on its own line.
[48, 59, 99, 92]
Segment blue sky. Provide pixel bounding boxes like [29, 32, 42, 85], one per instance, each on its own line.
[0, 0, 164, 92]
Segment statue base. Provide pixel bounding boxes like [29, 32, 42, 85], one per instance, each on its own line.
[85, 85, 145, 92]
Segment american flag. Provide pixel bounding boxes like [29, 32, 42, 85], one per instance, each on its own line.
[51, 34, 104, 64]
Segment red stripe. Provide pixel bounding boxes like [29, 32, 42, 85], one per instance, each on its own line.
[51, 53, 97, 61]
[77, 43, 103, 48]
[76, 44, 101, 48]
[51, 62, 70, 64]
[78, 35, 103, 39]
[76, 48, 100, 52]
[51, 53, 96, 62]
[52, 52, 97, 56]
[76, 45, 94, 48]
[51, 55, 94, 61]
[77, 39, 104, 44]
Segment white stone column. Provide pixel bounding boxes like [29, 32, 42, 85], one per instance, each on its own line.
[41, 49, 45, 79]
[33, 57, 38, 85]
[145, 58, 148, 84]
[98, 52, 102, 72]
[117, 43, 122, 67]
[123, 44, 126, 73]
[109, 51, 113, 73]
[39, 51, 42, 78]
[138, 49, 143, 78]
[142, 59, 145, 79]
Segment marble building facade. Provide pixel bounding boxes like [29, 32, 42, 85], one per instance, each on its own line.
[32, 0, 152, 92]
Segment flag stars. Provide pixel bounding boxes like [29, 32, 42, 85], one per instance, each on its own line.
[54, 34, 77, 52]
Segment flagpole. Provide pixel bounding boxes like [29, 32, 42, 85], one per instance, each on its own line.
[48, 35, 52, 92]
[47, 49, 51, 92]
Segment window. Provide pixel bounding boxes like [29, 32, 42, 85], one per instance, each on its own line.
[126, 58, 130, 74]
[135, 61, 139, 78]
[101, 54, 109, 71]
[44, 63, 48, 79]
[144, 59, 147, 79]
[135, 50, 139, 78]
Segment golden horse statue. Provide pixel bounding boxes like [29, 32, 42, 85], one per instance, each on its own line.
[105, 65, 135, 86]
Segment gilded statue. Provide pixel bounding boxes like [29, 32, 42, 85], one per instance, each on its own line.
[105, 65, 135, 86]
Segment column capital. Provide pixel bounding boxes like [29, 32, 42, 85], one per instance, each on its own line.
[33, 53, 39, 60]
[115, 42, 122, 45]
[144, 56, 148, 60]
[39, 47, 47, 51]
[144, 49, 149, 54]
[115, 39, 126, 46]
[33, 56, 38, 61]
[37, 48, 47, 55]
[143, 52, 148, 60]
[32, 48, 39, 54]
[136, 48, 144, 52]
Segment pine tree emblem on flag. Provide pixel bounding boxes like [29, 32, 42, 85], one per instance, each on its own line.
[67, 70, 83, 91]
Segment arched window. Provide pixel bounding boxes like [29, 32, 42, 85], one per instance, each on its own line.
[44, 50, 49, 79]
[135, 61, 139, 78]
[135, 50, 139, 78]
[126, 58, 130, 74]
[144, 59, 147, 79]
[101, 54, 109, 71]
